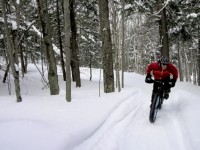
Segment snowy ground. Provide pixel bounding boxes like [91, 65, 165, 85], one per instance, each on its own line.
[0, 64, 200, 150]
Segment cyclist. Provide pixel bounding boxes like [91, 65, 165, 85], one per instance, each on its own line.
[145, 56, 178, 107]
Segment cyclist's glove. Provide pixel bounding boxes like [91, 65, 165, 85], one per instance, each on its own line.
[145, 74, 154, 83]
[169, 79, 176, 87]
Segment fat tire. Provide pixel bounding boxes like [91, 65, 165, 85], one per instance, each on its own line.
[149, 94, 159, 123]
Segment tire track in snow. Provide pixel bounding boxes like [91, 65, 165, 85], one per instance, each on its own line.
[72, 88, 143, 150]
[124, 88, 194, 150]
[73, 88, 194, 150]
[161, 89, 195, 150]
[123, 88, 194, 150]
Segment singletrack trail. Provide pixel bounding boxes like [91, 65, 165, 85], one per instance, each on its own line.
[73, 87, 192, 150]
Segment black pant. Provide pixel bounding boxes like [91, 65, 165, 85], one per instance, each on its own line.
[153, 77, 171, 92]
[151, 77, 171, 100]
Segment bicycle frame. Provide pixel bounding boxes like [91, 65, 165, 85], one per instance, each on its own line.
[149, 80, 165, 123]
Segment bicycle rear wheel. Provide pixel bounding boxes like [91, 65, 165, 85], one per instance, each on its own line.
[149, 94, 160, 123]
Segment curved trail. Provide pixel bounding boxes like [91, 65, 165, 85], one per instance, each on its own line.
[73, 88, 193, 150]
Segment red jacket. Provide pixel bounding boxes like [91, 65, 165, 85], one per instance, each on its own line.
[146, 62, 178, 80]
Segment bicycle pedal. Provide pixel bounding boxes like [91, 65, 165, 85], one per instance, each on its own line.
[157, 104, 162, 109]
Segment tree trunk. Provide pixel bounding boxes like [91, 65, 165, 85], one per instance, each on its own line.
[13, 0, 25, 77]
[70, 0, 81, 87]
[64, 0, 72, 101]
[197, 26, 200, 86]
[2, 0, 22, 102]
[99, 0, 115, 93]
[184, 53, 189, 82]
[110, 0, 120, 92]
[89, 51, 92, 81]
[177, 41, 183, 81]
[56, 0, 66, 81]
[36, 0, 59, 95]
[121, 0, 125, 88]
[192, 49, 197, 85]
[3, 63, 10, 83]
[157, 0, 169, 57]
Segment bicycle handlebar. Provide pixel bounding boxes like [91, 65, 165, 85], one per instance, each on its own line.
[153, 80, 164, 85]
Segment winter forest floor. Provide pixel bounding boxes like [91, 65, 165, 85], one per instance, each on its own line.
[0, 64, 200, 150]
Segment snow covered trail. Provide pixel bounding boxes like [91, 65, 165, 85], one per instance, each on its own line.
[168, 88, 200, 150]
[72, 87, 193, 150]
[1, 66, 200, 150]
[72, 88, 144, 150]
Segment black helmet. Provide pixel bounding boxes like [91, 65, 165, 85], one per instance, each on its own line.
[159, 56, 170, 64]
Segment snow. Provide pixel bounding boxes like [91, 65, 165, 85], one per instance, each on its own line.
[11, 20, 17, 30]
[187, 13, 198, 18]
[0, 64, 200, 150]
[16, 0, 20, 5]
[14, 64, 19, 71]
[124, 4, 131, 9]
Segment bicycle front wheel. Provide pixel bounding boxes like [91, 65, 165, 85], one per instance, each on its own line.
[149, 94, 160, 123]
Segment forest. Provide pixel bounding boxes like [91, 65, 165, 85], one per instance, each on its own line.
[0, 0, 199, 102]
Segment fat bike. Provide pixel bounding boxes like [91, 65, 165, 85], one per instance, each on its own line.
[149, 80, 166, 123]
